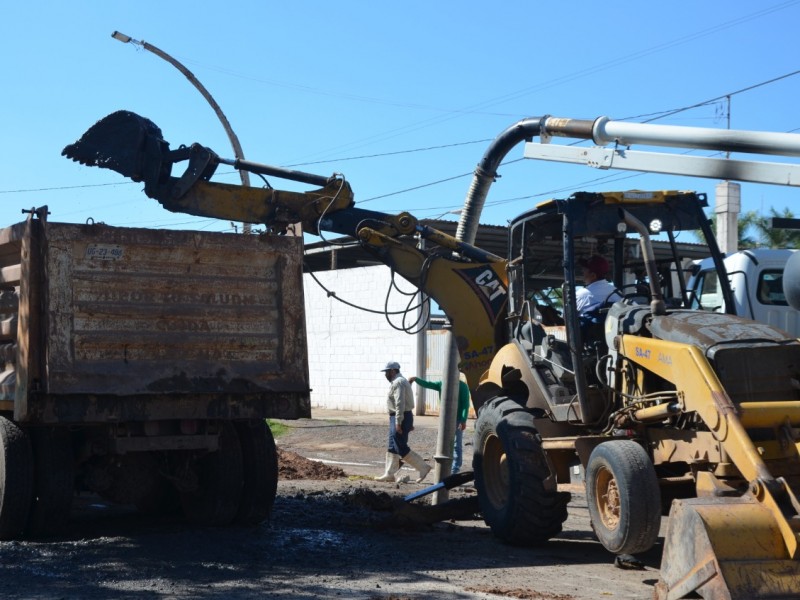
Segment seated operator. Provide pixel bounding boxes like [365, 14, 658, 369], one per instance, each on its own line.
[576, 255, 620, 316]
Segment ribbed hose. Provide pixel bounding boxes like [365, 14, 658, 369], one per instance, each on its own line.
[455, 117, 546, 244]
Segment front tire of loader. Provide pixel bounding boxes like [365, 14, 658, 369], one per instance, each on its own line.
[473, 397, 569, 545]
[234, 420, 278, 526]
[585, 440, 661, 555]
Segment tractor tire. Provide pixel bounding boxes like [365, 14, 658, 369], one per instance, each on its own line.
[585, 440, 661, 555]
[234, 420, 278, 526]
[0, 417, 33, 540]
[27, 427, 74, 537]
[180, 422, 244, 526]
[473, 397, 569, 545]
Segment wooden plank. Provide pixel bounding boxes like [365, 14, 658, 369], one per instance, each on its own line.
[0, 264, 20, 285]
[0, 222, 27, 247]
[14, 216, 38, 421]
[0, 316, 17, 341]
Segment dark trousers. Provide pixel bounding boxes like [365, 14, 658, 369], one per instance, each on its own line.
[387, 411, 413, 456]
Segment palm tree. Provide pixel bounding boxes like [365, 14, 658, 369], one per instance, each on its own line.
[753, 207, 800, 249]
[694, 210, 759, 249]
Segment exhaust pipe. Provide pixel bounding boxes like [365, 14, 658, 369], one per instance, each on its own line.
[622, 210, 666, 316]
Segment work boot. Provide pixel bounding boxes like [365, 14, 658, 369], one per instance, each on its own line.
[375, 452, 400, 481]
[401, 450, 431, 483]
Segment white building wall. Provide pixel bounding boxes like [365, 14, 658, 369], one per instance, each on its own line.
[303, 266, 420, 413]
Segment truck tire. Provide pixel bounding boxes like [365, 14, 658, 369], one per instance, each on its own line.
[133, 453, 180, 516]
[27, 427, 74, 537]
[473, 397, 569, 545]
[234, 420, 278, 526]
[0, 417, 34, 540]
[585, 440, 661, 555]
[180, 422, 244, 526]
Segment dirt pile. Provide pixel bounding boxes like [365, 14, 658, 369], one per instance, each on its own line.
[277, 447, 347, 480]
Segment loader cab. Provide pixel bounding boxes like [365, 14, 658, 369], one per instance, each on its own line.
[505, 190, 733, 425]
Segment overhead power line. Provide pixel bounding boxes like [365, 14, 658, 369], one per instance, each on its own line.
[623, 68, 800, 124]
[284, 138, 492, 168]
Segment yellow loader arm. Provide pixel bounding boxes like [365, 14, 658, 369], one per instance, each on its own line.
[620, 332, 800, 599]
[63, 110, 508, 389]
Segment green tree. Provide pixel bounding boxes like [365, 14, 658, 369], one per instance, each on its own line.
[695, 210, 759, 249]
[753, 207, 800, 249]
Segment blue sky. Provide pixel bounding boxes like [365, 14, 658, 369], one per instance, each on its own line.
[2, 1, 799, 236]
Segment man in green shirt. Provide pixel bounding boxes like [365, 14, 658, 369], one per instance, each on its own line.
[409, 374, 471, 473]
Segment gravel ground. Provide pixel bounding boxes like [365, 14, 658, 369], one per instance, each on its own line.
[0, 411, 664, 599]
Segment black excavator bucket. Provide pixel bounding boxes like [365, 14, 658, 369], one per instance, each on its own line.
[62, 110, 170, 188]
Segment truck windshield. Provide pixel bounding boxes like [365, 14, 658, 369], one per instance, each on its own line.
[690, 269, 724, 311]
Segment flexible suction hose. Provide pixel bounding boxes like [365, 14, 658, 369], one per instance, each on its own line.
[455, 117, 546, 244]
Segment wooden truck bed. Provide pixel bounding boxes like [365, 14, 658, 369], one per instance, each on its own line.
[0, 216, 310, 424]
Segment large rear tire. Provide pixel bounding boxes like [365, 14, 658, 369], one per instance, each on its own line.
[585, 440, 661, 555]
[473, 397, 569, 545]
[234, 420, 278, 526]
[0, 417, 33, 540]
[180, 422, 244, 526]
[27, 427, 74, 537]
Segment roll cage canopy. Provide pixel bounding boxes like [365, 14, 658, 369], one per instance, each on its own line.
[506, 190, 736, 321]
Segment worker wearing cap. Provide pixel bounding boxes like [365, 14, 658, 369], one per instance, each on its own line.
[375, 361, 431, 483]
[576, 254, 620, 315]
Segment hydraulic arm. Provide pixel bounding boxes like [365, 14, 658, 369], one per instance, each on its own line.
[63, 111, 508, 388]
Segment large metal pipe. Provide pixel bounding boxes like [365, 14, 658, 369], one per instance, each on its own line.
[592, 117, 800, 156]
[456, 112, 800, 244]
[540, 115, 800, 157]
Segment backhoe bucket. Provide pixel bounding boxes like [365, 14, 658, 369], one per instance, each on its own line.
[655, 496, 800, 599]
[62, 110, 169, 185]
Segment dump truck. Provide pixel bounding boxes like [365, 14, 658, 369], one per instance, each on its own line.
[0, 207, 309, 538]
[63, 111, 800, 599]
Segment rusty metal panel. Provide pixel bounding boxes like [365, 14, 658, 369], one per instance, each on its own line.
[35, 223, 309, 406]
[649, 310, 794, 352]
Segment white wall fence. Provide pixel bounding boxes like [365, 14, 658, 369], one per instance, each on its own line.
[304, 266, 428, 413]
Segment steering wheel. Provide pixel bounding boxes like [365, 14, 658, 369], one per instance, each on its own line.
[609, 283, 651, 306]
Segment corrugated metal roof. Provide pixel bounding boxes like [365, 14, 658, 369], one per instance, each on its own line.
[303, 218, 710, 273]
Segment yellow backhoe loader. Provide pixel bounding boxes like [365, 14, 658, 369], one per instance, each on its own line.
[63, 110, 800, 599]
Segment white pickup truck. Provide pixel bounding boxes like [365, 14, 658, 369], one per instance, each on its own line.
[688, 248, 800, 336]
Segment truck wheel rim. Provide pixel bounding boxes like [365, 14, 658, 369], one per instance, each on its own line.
[595, 466, 620, 530]
[483, 434, 509, 509]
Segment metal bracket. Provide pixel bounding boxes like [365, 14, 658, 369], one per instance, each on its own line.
[524, 142, 800, 187]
